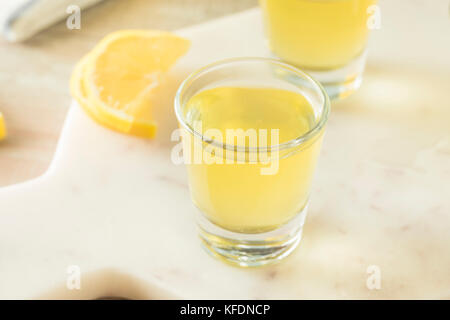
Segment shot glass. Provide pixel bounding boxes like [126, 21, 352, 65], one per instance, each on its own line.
[174, 58, 330, 267]
[260, 0, 377, 99]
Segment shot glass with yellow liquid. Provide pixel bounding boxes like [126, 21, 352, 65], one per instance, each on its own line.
[260, 0, 377, 99]
[174, 58, 330, 266]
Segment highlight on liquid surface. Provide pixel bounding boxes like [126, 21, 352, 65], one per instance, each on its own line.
[261, 0, 376, 70]
[183, 86, 324, 233]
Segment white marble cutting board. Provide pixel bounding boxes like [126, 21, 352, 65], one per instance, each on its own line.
[0, 1, 449, 299]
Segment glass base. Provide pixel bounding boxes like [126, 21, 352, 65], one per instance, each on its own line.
[197, 205, 308, 267]
[304, 50, 367, 100]
[272, 50, 367, 100]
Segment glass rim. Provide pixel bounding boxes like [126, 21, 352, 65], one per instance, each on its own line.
[174, 57, 330, 153]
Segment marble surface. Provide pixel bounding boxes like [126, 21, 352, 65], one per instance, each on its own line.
[0, 1, 449, 299]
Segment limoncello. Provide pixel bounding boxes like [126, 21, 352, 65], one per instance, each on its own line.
[183, 86, 324, 233]
[260, 0, 376, 70]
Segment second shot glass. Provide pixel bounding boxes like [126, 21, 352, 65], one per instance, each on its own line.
[260, 0, 377, 99]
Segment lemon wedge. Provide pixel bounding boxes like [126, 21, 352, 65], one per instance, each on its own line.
[0, 112, 7, 140]
[70, 30, 190, 138]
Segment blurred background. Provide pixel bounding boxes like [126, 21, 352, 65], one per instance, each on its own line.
[0, 0, 448, 188]
[0, 0, 256, 187]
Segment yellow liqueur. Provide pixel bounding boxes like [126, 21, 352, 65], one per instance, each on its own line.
[261, 0, 376, 70]
[183, 86, 324, 233]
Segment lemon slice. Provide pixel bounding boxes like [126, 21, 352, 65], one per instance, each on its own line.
[77, 30, 190, 138]
[0, 112, 7, 140]
[71, 55, 162, 138]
